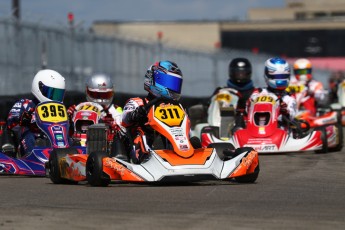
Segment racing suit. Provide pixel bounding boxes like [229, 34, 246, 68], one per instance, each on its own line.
[6, 98, 40, 156]
[211, 80, 255, 131]
[121, 94, 156, 163]
[287, 76, 326, 116]
[248, 87, 297, 125]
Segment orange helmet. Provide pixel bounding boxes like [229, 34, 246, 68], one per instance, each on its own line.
[293, 58, 312, 82]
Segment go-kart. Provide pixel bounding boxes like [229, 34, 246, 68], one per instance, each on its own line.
[201, 92, 342, 154]
[189, 88, 239, 139]
[286, 83, 343, 151]
[0, 101, 84, 176]
[47, 101, 125, 184]
[48, 97, 260, 186]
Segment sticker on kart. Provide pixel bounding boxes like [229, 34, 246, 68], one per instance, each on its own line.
[254, 95, 276, 104]
[154, 104, 185, 127]
[36, 102, 67, 123]
[245, 144, 278, 151]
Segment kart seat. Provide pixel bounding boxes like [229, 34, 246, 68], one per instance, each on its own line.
[254, 112, 270, 126]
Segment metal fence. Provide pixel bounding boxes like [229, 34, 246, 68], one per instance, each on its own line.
[0, 18, 331, 97]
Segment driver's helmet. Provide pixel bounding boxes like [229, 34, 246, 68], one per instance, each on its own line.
[31, 69, 66, 103]
[228, 57, 252, 84]
[264, 57, 290, 91]
[86, 74, 114, 107]
[293, 58, 312, 82]
[144, 60, 183, 101]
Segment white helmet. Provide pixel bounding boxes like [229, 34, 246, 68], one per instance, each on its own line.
[85, 74, 114, 107]
[31, 69, 66, 103]
[264, 57, 290, 90]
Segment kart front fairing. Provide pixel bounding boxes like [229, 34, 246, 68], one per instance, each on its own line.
[101, 147, 258, 182]
[0, 147, 85, 176]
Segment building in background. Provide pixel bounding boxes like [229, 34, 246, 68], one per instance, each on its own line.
[249, 0, 345, 21]
[92, 0, 345, 71]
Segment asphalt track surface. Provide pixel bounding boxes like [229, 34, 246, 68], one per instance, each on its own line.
[1, 150, 344, 229]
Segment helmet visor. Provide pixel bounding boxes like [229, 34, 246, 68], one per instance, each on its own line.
[231, 70, 251, 82]
[266, 73, 290, 80]
[87, 89, 114, 100]
[154, 71, 183, 93]
[39, 81, 65, 102]
[275, 79, 289, 88]
[294, 69, 311, 75]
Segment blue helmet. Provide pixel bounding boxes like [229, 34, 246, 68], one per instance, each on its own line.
[264, 57, 290, 90]
[144, 61, 183, 100]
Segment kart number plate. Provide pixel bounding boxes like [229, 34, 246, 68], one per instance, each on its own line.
[286, 85, 305, 93]
[78, 105, 101, 114]
[254, 95, 276, 104]
[154, 104, 185, 126]
[36, 102, 68, 123]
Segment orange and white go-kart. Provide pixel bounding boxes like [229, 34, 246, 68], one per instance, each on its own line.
[48, 98, 259, 186]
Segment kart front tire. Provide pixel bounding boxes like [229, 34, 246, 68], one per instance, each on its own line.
[234, 165, 259, 183]
[86, 151, 110, 187]
[49, 148, 78, 184]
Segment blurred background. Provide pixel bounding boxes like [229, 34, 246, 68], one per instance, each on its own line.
[0, 0, 344, 103]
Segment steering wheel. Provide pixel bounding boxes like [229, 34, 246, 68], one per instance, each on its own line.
[282, 115, 311, 138]
[143, 97, 179, 111]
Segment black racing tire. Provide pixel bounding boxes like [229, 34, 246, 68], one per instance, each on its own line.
[201, 126, 220, 139]
[328, 123, 344, 152]
[49, 148, 79, 184]
[234, 164, 260, 183]
[190, 136, 202, 149]
[86, 151, 110, 187]
[207, 142, 235, 160]
[314, 127, 328, 154]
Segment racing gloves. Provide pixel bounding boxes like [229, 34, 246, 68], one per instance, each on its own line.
[280, 102, 289, 116]
[102, 113, 115, 126]
[19, 108, 34, 126]
[67, 105, 76, 120]
[128, 106, 148, 124]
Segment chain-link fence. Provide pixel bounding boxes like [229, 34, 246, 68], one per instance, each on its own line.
[0, 18, 331, 98]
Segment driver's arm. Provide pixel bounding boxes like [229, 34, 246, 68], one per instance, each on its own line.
[282, 95, 297, 120]
[121, 98, 146, 127]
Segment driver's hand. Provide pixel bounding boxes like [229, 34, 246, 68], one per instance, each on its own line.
[132, 106, 147, 123]
[20, 110, 33, 126]
[102, 113, 114, 125]
[67, 105, 76, 120]
[280, 102, 289, 116]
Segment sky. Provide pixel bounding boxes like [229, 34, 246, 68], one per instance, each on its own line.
[0, 0, 285, 28]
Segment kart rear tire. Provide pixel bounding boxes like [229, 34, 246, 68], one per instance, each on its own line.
[207, 143, 235, 160]
[201, 126, 220, 139]
[234, 164, 259, 183]
[314, 127, 328, 154]
[86, 151, 110, 187]
[328, 123, 344, 152]
[49, 148, 79, 184]
[190, 136, 202, 149]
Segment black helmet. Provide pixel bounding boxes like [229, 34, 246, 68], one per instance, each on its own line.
[228, 58, 252, 84]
